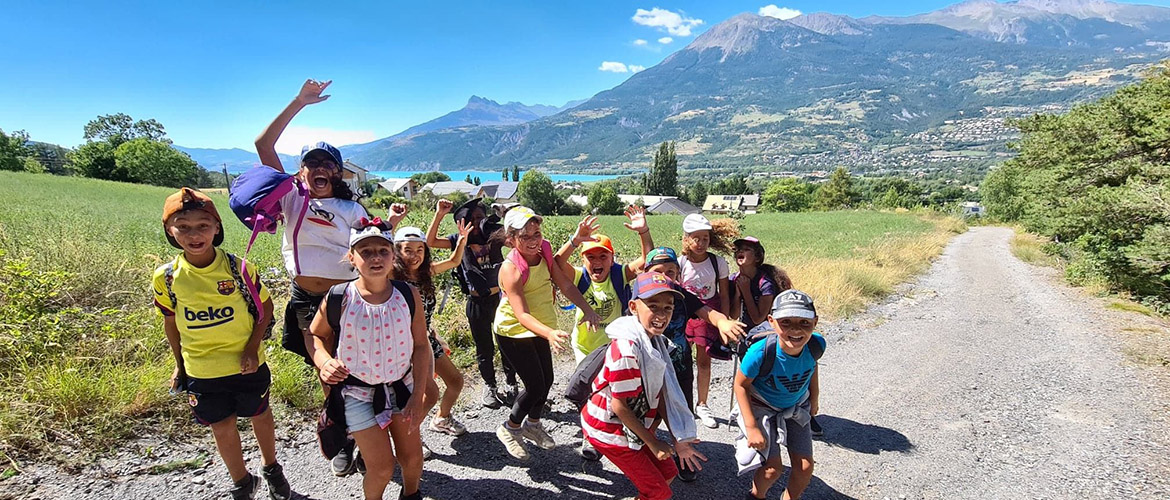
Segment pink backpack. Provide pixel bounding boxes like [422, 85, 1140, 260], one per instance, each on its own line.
[505, 239, 556, 290]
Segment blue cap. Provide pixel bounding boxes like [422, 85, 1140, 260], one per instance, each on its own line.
[301, 141, 344, 168]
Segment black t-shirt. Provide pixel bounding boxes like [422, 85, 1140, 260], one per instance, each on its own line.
[447, 234, 504, 297]
[666, 283, 707, 348]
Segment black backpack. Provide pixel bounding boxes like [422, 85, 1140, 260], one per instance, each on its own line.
[564, 343, 610, 408]
[737, 324, 824, 377]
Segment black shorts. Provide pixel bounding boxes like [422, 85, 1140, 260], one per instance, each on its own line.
[184, 364, 271, 425]
[429, 334, 445, 359]
[282, 282, 325, 365]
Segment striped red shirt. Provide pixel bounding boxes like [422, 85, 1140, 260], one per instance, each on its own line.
[580, 339, 658, 450]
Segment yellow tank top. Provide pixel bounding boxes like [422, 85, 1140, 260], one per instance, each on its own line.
[494, 259, 558, 339]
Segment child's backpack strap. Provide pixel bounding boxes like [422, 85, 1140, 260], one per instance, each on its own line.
[611, 262, 631, 314]
[505, 239, 556, 287]
[390, 280, 417, 319]
[226, 252, 272, 339]
[758, 333, 779, 380]
[576, 266, 590, 296]
[324, 283, 349, 355]
[808, 335, 824, 361]
[163, 257, 178, 312]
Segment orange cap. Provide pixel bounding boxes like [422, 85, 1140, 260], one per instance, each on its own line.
[581, 234, 614, 255]
[162, 188, 224, 249]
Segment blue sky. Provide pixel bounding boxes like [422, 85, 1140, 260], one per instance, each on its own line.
[3, 0, 1168, 153]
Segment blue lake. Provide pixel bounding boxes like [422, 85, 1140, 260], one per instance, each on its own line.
[367, 170, 626, 183]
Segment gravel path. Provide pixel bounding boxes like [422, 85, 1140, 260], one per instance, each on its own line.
[5, 227, 1169, 499]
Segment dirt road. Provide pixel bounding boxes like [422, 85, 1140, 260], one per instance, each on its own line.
[6, 227, 1168, 499]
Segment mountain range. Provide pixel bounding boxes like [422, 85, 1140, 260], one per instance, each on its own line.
[181, 0, 1170, 175]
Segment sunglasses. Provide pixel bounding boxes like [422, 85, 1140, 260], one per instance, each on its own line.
[303, 158, 340, 171]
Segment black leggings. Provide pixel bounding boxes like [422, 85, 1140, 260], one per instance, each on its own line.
[496, 335, 553, 425]
[467, 294, 515, 387]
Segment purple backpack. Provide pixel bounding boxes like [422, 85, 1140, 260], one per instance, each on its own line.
[228, 166, 309, 319]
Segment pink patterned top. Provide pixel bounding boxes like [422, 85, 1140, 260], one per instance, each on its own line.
[337, 282, 416, 403]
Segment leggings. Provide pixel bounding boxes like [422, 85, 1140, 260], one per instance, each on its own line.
[496, 335, 553, 425]
[467, 294, 516, 387]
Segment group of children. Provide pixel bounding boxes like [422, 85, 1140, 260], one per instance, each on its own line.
[154, 79, 828, 500]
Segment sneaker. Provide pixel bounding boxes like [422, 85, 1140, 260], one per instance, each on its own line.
[674, 456, 697, 483]
[498, 384, 519, 406]
[331, 439, 359, 477]
[496, 423, 530, 460]
[399, 490, 423, 500]
[261, 463, 291, 500]
[229, 472, 260, 500]
[810, 416, 824, 437]
[695, 404, 718, 429]
[353, 449, 366, 475]
[482, 385, 503, 408]
[580, 440, 601, 461]
[422, 441, 433, 460]
[429, 415, 468, 436]
[521, 420, 556, 450]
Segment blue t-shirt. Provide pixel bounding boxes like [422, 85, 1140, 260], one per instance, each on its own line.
[739, 333, 825, 409]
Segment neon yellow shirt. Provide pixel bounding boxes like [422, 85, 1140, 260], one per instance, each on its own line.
[494, 259, 558, 339]
[572, 267, 623, 359]
[152, 249, 270, 379]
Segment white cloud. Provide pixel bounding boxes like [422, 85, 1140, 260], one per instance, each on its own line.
[633, 39, 648, 46]
[629, 65, 646, 73]
[632, 8, 704, 37]
[759, 5, 802, 20]
[273, 126, 378, 155]
[658, 36, 673, 44]
[598, 61, 630, 73]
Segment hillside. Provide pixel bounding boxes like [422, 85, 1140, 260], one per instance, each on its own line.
[343, 0, 1170, 175]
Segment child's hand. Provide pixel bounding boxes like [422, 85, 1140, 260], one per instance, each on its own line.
[546, 329, 571, 353]
[579, 309, 602, 332]
[572, 215, 600, 246]
[676, 441, 708, 471]
[456, 218, 473, 239]
[240, 349, 260, 375]
[388, 203, 409, 220]
[295, 79, 332, 105]
[318, 358, 349, 385]
[716, 319, 747, 344]
[810, 399, 819, 416]
[169, 367, 184, 393]
[622, 205, 649, 234]
[436, 199, 454, 214]
[400, 395, 424, 434]
[746, 426, 767, 451]
[735, 273, 751, 290]
[646, 437, 674, 461]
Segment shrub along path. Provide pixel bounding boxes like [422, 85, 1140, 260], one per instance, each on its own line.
[4, 227, 1168, 499]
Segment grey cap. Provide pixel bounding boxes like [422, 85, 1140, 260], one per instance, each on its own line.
[770, 289, 817, 319]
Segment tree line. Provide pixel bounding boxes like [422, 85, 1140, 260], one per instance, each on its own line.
[0, 113, 227, 188]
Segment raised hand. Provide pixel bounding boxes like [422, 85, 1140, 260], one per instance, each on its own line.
[623, 205, 649, 234]
[573, 215, 600, 246]
[456, 218, 473, 238]
[295, 79, 332, 106]
[437, 199, 454, 214]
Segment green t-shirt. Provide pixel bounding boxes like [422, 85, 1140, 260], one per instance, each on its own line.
[572, 267, 625, 357]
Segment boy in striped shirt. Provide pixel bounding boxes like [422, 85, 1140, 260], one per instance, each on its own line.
[581, 272, 707, 500]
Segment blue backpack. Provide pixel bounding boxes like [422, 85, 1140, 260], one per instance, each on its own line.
[228, 166, 308, 255]
[575, 262, 631, 315]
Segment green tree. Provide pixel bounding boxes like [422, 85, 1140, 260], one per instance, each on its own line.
[512, 165, 520, 182]
[503, 168, 509, 180]
[517, 170, 558, 215]
[813, 167, 858, 210]
[0, 129, 33, 172]
[473, 176, 481, 186]
[762, 178, 815, 212]
[69, 141, 118, 180]
[587, 184, 624, 215]
[980, 165, 1027, 221]
[83, 113, 168, 147]
[645, 141, 678, 196]
[27, 142, 73, 175]
[687, 180, 708, 207]
[411, 171, 451, 186]
[465, 174, 473, 184]
[113, 138, 201, 187]
[867, 177, 923, 209]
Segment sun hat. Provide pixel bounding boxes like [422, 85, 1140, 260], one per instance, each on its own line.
[580, 234, 614, 255]
[645, 247, 679, 267]
[301, 141, 344, 169]
[503, 205, 542, 230]
[349, 226, 393, 248]
[770, 289, 817, 319]
[633, 272, 683, 300]
[733, 236, 765, 257]
[162, 187, 224, 249]
[394, 226, 426, 243]
[682, 213, 712, 234]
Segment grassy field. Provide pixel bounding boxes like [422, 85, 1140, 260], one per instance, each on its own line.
[0, 171, 963, 467]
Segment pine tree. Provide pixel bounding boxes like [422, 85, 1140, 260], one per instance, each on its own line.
[512, 165, 520, 182]
[813, 167, 857, 210]
[646, 141, 678, 196]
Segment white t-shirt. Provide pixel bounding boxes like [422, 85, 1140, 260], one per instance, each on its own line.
[679, 254, 728, 300]
[279, 186, 369, 280]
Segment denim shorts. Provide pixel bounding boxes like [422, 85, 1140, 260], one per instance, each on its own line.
[343, 390, 409, 433]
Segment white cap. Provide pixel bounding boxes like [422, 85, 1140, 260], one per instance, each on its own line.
[393, 226, 426, 243]
[682, 213, 712, 234]
[349, 226, 393, 248]
[503, 205, 541, 230]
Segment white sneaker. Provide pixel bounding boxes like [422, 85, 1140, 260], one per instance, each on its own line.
[521, 420, 556, 450]
[422, 441, 433, 460]
[496, 423, 530, 460]
[429, 415, 468, 436]
[695, 403, 718, 429]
